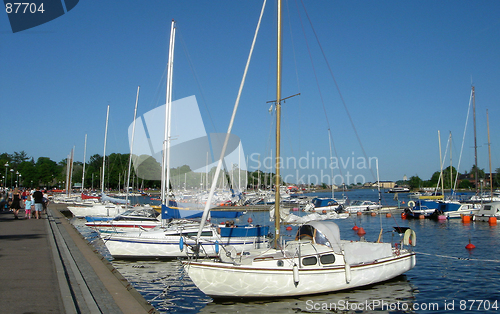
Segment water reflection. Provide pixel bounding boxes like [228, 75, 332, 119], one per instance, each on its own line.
[113, 260, 211, 313]
[201, 276, 416, 313]
[112, 259, 416, 314]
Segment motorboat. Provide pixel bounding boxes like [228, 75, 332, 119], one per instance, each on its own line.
[473, 202, 500, 222]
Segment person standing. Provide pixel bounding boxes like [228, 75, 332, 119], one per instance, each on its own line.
[24, 195, 32, 219]
[9, 188, 22, 219]
[33, 187, 43, 219]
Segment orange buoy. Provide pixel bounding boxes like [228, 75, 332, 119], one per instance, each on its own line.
[386, 213, 392, 218]
[401, 212, 407, 219]
[352, 225, 359, 231]
[247, 217, 253, 223]
[465, 240, 476, 250]
[322, 210, 327, 214]
[286, 226, 292, 231]
[419, 214, 425, 219]
[489, 217, 497, 225]
[356, 211, 362, 216]
[371, 212, 377, 217]
[462, 215, 471, 223]
[357, 227, 366, 236]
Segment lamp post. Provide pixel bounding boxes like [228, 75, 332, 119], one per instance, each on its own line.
[18, 173, 22, 187]
[4, 163, 8, 188]
[10, 169, 14, 188]
[15, 171, 19, 188]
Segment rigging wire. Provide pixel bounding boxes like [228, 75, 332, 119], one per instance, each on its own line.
[299, 0, 376, 182]
[453, 89, 473, 191]
[293, 0, 344, 182]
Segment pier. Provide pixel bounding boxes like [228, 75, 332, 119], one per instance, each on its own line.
[0, 204, 157, 314]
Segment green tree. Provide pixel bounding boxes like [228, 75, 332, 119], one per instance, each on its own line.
[35, 157, 58, 187]
[18, 160, 36, 188]
[458, 179, 472, 189]
[408, 175, 423, 190]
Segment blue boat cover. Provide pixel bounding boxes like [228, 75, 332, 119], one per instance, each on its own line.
[219, 225, 269, 237]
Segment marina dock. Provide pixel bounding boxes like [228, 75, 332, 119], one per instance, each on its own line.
[0, 204, 157, 314]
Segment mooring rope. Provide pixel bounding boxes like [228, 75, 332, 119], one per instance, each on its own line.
[416, 251, 500, 263]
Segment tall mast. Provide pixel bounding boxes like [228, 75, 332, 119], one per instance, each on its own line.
[472, 86, 478, 191]
[161, 19, 176, 206]
[449, 132, 452, 194]
[82, 134, 87, 193]
[126, 86, 140, 206]
[438, 130, 444, 197]
[274, 0, 283, 249]
[102, 105, 110, 195]
[487, 109, 492, 200]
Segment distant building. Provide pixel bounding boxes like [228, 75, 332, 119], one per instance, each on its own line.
[379, 181, 396, 189]
[364, 181, 396, 189]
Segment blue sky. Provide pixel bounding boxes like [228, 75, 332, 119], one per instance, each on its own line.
[1, 0, 499, 184]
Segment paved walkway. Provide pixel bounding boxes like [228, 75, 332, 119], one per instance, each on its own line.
[0, 204, 158, 314]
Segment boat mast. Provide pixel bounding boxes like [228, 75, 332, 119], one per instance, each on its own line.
[102, 105, 110, 195]
[449, 132, 452, 196]
[438, 130, 444, 197]
[126, 86, 140, 206]
[68, 147, 74, 197]
[274, 0, 283, 249]
[328, 130, 335, 199]
[82, 134, 87, 194]
[161, 19, 176, 206]
[472, 86, 478, 192]
[487, 109, 492, 200]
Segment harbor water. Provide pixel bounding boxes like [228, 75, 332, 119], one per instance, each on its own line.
[73, 189, 500, 313]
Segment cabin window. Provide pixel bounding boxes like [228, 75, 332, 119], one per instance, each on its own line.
[302, 256, 317, 266]
[296, 225, 315, 241]
[320, 254, 335, 265]
[277, 260, 284, 267]
[314, 230, 332, 247]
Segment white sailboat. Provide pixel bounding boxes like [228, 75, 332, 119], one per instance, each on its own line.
[67, 105, 127, 217]
[184, 0, 416, 298]
[101, 20, 269, 259]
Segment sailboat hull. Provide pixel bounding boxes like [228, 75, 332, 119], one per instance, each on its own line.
[184, 251, 416, 298]
[102, 225, 270, 259]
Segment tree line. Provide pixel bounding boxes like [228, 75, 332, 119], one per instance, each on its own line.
[405, 165, 500, 190]
[0, 151, 279, 191]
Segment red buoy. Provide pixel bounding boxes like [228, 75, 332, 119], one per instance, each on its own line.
[401, 212, 407, 219]
[357, 227, 366, 236]
[352, 225, 359, 231]
[462, 215, 471, 223]
[465, 240, 476, 250]
[489, 217, 497, 225]
[247, 217, 253, 223]
[286, 226, 292, 231]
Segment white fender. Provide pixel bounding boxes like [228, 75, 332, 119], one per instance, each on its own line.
[344, 263, 351, 284]
[293, 264, 300, 286]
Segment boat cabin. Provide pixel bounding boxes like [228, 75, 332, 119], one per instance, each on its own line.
[474, 202, 500, 221]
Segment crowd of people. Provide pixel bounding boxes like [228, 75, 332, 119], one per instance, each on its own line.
[0, 187, 49, 219]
